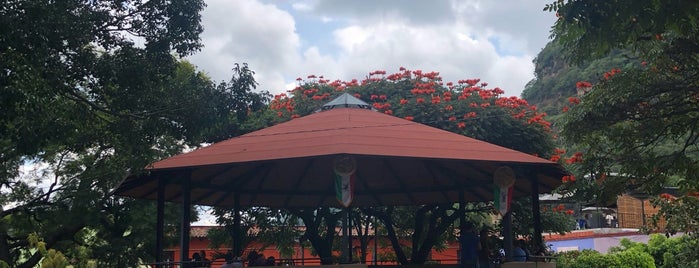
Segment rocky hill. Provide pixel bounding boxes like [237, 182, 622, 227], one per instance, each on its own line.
[522, 41, 639, 116]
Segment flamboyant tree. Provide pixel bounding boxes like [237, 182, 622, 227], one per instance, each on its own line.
[546, 0, 699, 234]
[262, 67, 572, 264]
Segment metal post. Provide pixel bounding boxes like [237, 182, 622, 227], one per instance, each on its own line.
[180, 176, 191, 266]
[373, 216, 378, 266]
[234, 193, 242, 258]
[459, 190, 466, 268]
[156, 178, 165, 268]
[503, 211, 513, 262]
[530, 174, 543, 250]
[347, 208, 353, 263]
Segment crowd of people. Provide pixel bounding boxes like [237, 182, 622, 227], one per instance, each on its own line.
[187, 249, 281, 268]
[462, 223, 549, 268]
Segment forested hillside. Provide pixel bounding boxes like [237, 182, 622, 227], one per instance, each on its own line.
[522, 41, 640, 116]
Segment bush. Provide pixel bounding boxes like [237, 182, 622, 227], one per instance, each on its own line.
[555, 248, 655, 268]
[568, 250, 621, 268]
[613, 248, 655, 268]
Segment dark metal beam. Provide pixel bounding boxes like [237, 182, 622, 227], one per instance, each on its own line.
[180, 175, 191, 266]
[531, 172, 543, 250]
[156, 178, 165, 268]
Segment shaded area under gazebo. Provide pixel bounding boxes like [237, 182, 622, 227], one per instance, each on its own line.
[114, 93, 567, 267]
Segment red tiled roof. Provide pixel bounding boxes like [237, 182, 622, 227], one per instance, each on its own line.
[150, 108, 553, 169]
[114, 107, 566, 208]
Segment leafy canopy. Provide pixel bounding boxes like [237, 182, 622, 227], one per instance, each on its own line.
[546, 0, 699, 233]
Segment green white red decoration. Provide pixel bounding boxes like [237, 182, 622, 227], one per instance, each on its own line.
[493, 166, 516, 215]
[333, 155, 357, 207]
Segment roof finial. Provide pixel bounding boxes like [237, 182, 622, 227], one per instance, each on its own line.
[318, 93, 375, 112]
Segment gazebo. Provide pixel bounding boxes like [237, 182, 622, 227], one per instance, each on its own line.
[114, 93, 567, 267]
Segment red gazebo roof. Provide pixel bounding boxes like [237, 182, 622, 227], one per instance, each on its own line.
[114, 98, 566, 208]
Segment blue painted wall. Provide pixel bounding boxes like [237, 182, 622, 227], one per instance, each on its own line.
[547, 238, 594, 252]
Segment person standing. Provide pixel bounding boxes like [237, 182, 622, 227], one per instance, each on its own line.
[462, 222, 480, 267]
[478, 228, 492, 268]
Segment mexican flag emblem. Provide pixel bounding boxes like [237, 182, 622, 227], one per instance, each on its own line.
[333, 155, 356, 207]
[493, 166, 516, 215]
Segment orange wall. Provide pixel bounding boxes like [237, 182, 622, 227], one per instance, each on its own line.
[167, 237, 460, 266]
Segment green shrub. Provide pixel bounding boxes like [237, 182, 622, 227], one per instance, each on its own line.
[568, 250, 621, 268]
[613, 248, 655, 268]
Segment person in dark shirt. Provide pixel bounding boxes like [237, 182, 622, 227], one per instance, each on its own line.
[462, 222, 480, 267]
[512, 239, 528, 262]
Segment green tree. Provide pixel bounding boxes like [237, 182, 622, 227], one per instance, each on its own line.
[289, 208, 344, 265]
[0, 1, 269, 266]
[208, 207, 303, 260]
[546, 0, 699, 233]
[262, 67, 570, 264]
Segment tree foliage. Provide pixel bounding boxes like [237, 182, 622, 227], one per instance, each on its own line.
[546, 0, 699, 233]
[254, 67, 571, 264]
[0, 1, 270, 266]
[608, 234, 699, 268]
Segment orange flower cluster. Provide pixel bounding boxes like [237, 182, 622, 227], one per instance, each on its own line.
[527, 113, 551, 128]
[576, 81, 592, 88]
[463, 112, 477, 119]
[561, 175, 576, 183]
[603, 68, 622, 80]
[565, 152, 583, 164]
[372, 102, 391, 110]
[443, 91, 452, 101]
[302, 88, 319, 96]
[312, 92, 331, 100]
[659, 193, 676, 201]
[410, 81, 438, 95]
[270, 94, 295, 118]
[370, 94, 387, 100]
[369, 70, 387, 76]
[550, 204, 567, 212]
[275, 67, 555, 136]
[412, 70, 441, 80]
[458, 78, 480, 86]
[495, 96, 529, 109]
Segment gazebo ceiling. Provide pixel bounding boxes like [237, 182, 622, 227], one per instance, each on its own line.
[114, 95, 567, 208]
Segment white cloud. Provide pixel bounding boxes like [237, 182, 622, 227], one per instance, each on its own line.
[187, 0, 556, 97]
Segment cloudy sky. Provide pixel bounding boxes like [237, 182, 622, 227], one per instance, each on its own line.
[187, 0, 557, 225]
[185, 0, 558, 98]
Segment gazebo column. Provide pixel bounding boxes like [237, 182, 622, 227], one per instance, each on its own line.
[458, 190, 466, 268]
[180, 176, 192, 266]
[530, 175, 543, 250]
[346, 208, 353, 263]
[503, 211, 513, 261]
[233, 193, 242, 258]
[156, 178, 165, 267]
